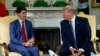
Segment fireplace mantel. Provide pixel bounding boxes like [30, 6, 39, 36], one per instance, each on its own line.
[7, 7, 63, 19]
[7, 7, 63, 11]
[7, 7, 63, 28]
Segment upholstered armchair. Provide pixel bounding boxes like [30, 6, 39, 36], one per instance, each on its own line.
[78, 12, 99, 53]
[56, 12, 99, 56]
[0, 16, 43, 56]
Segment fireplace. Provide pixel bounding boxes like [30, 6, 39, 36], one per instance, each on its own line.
[34, 27, 60, 53]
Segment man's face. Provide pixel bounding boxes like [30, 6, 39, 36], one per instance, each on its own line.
[18, 10, 27, 20]
[63, 9, 74, 21]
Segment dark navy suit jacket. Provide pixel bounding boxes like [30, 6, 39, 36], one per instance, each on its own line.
[60, 16, 95, 54]
[9, 19, 34, 49]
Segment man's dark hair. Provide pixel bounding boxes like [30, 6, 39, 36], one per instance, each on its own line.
[16, 7, 27, 13]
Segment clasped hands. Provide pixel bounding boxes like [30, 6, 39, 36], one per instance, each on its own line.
[23, 38, 35, 47]
[70, 47, 83, 56]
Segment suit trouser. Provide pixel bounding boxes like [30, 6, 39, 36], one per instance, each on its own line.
[59, 46, 91, 56]
[59, 50, 91, 56]
[9, 44, 39, 56]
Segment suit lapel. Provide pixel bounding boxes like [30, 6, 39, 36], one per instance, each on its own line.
[16, 19, 21, 32]
[25, 20, 29, 38]
[75, 16, 80, 38]
[17, 19, 29, 39]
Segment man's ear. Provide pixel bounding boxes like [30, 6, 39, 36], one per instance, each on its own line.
[73, 9, 77, 14]
[17, 13, 20, 16]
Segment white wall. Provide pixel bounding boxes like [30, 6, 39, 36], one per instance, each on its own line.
[28, 18, 63, 28]
[88, 0, 100, 29]
[5, 0, 69, 8]
[5, 0, 100, 29]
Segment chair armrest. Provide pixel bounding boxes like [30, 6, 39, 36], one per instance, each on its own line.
[0, 42, 9, 56]
[39, 51, 43, 56]
[96, 37, 99, 41]
[0, 40, 4, 44]
[91, 37, 100, 53]
[0, 44, 5, 56]
[91, 37, 99, 43]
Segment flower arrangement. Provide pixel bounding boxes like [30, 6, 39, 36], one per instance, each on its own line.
[33, 0, 49, 7]
[53, 1, 70, 7]
[12, 0, 27, 7]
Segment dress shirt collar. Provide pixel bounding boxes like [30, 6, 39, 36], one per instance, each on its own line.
[71, 15, 76, 22]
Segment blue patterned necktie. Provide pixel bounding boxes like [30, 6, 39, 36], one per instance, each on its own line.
[69, 21, 77, 49]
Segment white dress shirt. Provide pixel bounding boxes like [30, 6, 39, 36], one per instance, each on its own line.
[18, 18, 28, 40]
[69, 15, 84, 52]
[71, 15, 76, 41]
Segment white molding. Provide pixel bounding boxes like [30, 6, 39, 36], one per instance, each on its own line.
[97, 25, 100, 30]
[27, 18, 63, 28]
[7, 7, 63, 11]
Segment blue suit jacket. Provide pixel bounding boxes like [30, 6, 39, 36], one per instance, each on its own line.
[60, 16, 95, 53]
[9, 19, 34, 47]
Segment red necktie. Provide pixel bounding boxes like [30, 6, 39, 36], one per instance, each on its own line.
[22, 21, 27, 43]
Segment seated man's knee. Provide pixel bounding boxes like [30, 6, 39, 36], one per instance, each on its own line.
[32, 47, 39, 52]
[20, 49, 29, 55]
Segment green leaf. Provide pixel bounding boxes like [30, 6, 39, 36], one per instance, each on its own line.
[53, 1, 70, 7]
[12, 0, 27, 7]
[33, 0, 49, 7]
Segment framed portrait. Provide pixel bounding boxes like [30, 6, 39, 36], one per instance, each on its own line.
[92, 0, 100, 7]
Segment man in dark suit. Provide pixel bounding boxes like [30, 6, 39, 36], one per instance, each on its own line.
[59, 5, 95, 56]
[9, 7, 39, 56]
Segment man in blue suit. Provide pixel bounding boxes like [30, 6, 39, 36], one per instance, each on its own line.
[59, 5, 95, 56]
[9, 7, 39, 56]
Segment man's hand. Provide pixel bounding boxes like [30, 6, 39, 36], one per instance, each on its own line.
[76, 50, 83, 56]
[23, 38, 35, 47]
[69, 47, 77, 56]
[28, 38, 35, 45]
[23, 41, 31, 47]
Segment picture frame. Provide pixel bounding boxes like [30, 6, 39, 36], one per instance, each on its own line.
[92, 0, 100, 8]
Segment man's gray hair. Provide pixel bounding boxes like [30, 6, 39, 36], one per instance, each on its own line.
[62, 5, 77, 14]
[62, 5, 76, 11]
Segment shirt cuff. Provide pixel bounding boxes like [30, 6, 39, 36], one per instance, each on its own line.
[69, 46, 73, 49]
[79, 48, 85, 52]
